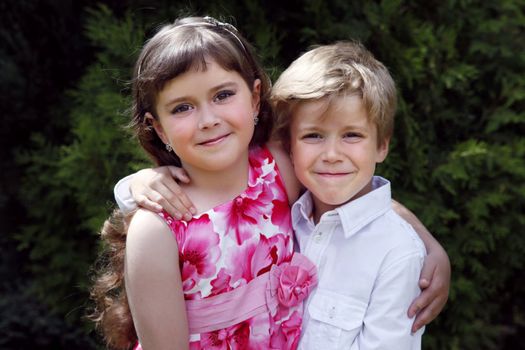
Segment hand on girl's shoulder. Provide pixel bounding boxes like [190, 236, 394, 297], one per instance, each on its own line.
[266, 141, 301, 204]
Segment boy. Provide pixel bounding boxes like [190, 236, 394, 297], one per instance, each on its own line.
[271, 41, 425, 348]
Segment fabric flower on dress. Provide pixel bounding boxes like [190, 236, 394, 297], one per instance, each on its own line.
[266, 253, 318, 314]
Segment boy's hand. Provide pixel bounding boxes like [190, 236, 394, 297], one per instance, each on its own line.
[130, 166, 196, 220]
[408, 245, 451, 333]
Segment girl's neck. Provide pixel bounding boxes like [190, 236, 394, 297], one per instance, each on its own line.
[180, 151, 251, 213]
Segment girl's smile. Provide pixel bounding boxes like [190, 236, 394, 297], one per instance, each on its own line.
[196, 132, 232, 146]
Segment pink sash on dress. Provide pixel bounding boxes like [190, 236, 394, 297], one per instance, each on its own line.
[185, 253, 318, 334]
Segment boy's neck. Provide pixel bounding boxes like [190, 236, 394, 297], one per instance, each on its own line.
[311, 179, 374, 224]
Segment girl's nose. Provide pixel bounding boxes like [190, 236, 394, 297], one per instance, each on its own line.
[198, 107, 220, 129]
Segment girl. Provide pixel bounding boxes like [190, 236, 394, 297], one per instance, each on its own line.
[91, 16, 317, 350]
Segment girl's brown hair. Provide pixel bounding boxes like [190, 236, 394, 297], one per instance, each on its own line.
[131, 16, 273, 167]
[89, 210, 136, 349]
[89, 16, 272, 349]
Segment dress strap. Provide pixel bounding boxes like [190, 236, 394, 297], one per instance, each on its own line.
[185, 253, 317, 334]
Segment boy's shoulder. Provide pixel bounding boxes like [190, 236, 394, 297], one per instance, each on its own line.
[364, 209, 427, 258]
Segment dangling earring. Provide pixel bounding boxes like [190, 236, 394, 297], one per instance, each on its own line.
[254, 113, 259, 126]
[165, 143, 173, 152]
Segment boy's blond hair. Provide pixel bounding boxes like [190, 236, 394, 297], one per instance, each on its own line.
[271, 41, 396, 150]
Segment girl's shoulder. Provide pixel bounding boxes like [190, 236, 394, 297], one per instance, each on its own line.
[264, 141, 301, 205]
[127, 208, 177, 253]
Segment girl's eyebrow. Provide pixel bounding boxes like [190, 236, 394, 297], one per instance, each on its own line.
[164, 95, 189, 108]
[163, 81, 239, 108]
[211, 81, 238, 91]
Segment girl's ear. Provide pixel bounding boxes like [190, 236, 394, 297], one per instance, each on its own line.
[145, 112, 169, 145]
[251, 79, 261, 115]
[375, 138, 390, 163]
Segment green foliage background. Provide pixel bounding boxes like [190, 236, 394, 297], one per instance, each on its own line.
[1, 0, 524, 349]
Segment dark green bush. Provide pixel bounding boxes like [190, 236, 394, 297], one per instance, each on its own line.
[4, 1, 524, 349]
[0, 283, 98, 349]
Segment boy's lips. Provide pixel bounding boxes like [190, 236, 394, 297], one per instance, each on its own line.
[197, 133, 231, 146]
[314, 171, 353, 179]
[315, 171, 351, 176]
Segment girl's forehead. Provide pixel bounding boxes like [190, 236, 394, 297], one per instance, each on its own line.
[169, 59, 243, 86]
[156, 60, 248, 105]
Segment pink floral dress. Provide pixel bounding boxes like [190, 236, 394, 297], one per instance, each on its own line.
[158, 146, 309, 349]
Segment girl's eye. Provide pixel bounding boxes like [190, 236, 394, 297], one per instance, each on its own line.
[214, 90, 235, 102]
[171, 103, 193, 115]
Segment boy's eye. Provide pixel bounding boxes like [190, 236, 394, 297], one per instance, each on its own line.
[214, 90, 235, 102]
[171, 103, 193, 115]
[301, 133, 323, 140]
[343, 132, 363, 140]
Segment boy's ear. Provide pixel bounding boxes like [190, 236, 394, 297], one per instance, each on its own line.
[375, 138, 390, 163]
[145, 112, 169, 145]
[252, 79, 262, 115]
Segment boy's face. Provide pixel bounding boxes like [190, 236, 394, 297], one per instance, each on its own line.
[290, 95, 389, 219]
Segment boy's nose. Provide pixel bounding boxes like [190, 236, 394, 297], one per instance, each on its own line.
[321, 139, 342, 162]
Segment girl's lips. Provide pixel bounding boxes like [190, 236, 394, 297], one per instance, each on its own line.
[197, 133, 230, 146]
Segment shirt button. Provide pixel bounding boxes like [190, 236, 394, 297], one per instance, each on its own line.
[329, 306, 336, 319]
[314, 232, 323, 243]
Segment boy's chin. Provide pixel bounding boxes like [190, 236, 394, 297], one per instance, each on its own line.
[311, 193, 351, 212]
[312, 187, 371, 209]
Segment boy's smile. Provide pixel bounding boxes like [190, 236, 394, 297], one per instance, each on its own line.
[289, 95, 389, 222]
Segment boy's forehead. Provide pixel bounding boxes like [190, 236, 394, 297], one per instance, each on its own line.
[291, 95, 366, 125]
[292, 98, 331, 118]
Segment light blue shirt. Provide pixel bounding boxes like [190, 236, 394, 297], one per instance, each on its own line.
[293, 176, 426, 350]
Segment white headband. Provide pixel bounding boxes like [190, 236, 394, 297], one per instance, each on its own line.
[177, 16, 247, 53]
[137, 17, 247, 77]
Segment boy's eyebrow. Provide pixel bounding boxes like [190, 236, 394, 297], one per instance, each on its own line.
[294, 124, 320, 132]
[295, 122, 368, 131]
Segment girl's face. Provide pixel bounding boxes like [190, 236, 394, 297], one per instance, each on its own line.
[149, 59, 260, 175]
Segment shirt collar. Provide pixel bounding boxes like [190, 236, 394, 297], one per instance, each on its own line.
[291, 176, 392, 239]
[291, 190, 314, 231]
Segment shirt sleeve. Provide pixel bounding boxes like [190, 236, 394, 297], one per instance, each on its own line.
[350, 252, 425, 350]
[114, 174, 138, 213]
